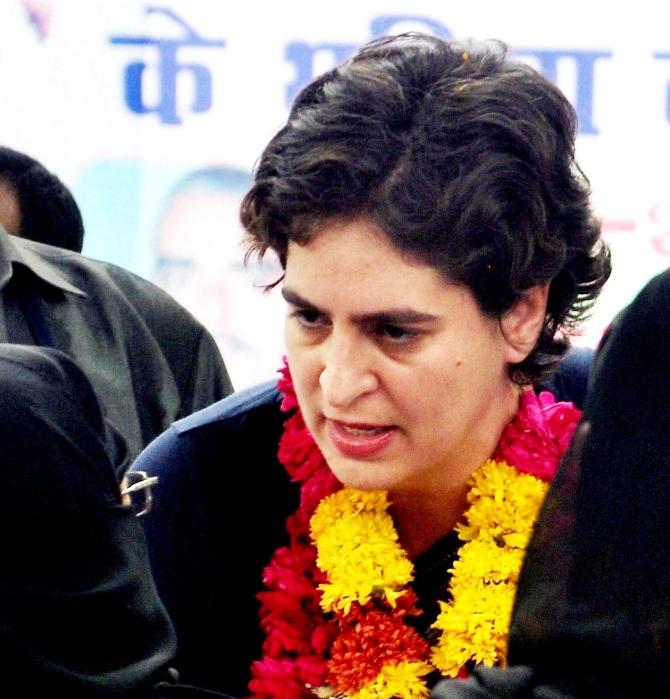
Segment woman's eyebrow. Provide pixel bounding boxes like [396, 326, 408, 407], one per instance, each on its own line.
[356, 310, 440, 325]
[282, 288, 438, 325]
[281, 288, 317, 309]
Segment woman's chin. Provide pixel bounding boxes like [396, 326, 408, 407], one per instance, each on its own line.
[327, 457, 401, 493]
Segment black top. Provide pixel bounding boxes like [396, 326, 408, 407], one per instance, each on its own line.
[0, 345, 177, 697]
[0, 227, 233, 462]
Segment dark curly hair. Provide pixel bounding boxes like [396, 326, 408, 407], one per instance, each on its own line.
[0, 146, 84, 252]
[241, 33, 611, 384]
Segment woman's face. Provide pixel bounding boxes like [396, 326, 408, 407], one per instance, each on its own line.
[283, 217, 524, 497]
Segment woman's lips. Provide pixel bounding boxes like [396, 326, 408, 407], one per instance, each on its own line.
[327, 419, 395, 458]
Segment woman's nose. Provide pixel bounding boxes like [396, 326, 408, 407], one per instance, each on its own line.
[318, 333, 378, 408]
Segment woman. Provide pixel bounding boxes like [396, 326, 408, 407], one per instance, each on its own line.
[131, 34, 610, 698]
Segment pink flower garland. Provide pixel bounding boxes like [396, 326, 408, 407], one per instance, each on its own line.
[494, 390, 580, 480]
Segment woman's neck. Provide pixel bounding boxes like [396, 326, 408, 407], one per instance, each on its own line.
[391, 381, 522, 559]
[391, 488, 469, 560]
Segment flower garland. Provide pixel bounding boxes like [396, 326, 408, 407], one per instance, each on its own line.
[249, 364, 580, 699]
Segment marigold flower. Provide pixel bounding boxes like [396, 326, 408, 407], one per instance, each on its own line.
[312, 489, 414, 614]
[348, 661, 433, 698]
[328, 603, 430, 693]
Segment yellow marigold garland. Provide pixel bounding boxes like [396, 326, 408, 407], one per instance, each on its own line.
[349, 661, 434, 699]
[430, 460, 548, 677]
[311, 490, 414, 615]
[309, 461, 548, 696]
[249, 366, 581, 699]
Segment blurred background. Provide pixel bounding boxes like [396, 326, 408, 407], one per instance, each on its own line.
[1, 0, 668, 389]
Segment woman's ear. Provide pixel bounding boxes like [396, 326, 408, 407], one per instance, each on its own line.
[500, 284, 550, 363]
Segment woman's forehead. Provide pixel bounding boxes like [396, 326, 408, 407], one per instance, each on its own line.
[282, 219, 470, 315]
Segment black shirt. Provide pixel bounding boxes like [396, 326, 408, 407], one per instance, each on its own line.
[0, 228, 233, 461]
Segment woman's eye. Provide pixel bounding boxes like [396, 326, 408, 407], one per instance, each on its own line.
[377, 324, 418, 343]
[291, 309, 327, 328]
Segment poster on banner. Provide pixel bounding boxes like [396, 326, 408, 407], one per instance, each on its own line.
[0, 0, 669, 388]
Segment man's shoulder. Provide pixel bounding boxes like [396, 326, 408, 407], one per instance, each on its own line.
[20, 239, 233, 409]
[0, 344, 101, 421]
[36, 244, 197, 317]
[174, 380, 283, 435]
[23, 240, 216, 345]
[130, 380, 285, 479]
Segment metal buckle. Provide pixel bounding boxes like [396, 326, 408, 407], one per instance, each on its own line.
[121, 471, 159, 517]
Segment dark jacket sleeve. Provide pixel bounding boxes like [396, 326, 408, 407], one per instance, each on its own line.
[0, 345, 177, 697]
[537, 346, 594, 409]
[131, 384, 297, 697]
[430, 666, 577, 698]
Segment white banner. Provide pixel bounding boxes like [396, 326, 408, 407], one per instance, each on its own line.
[1, 0, 669, 387]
